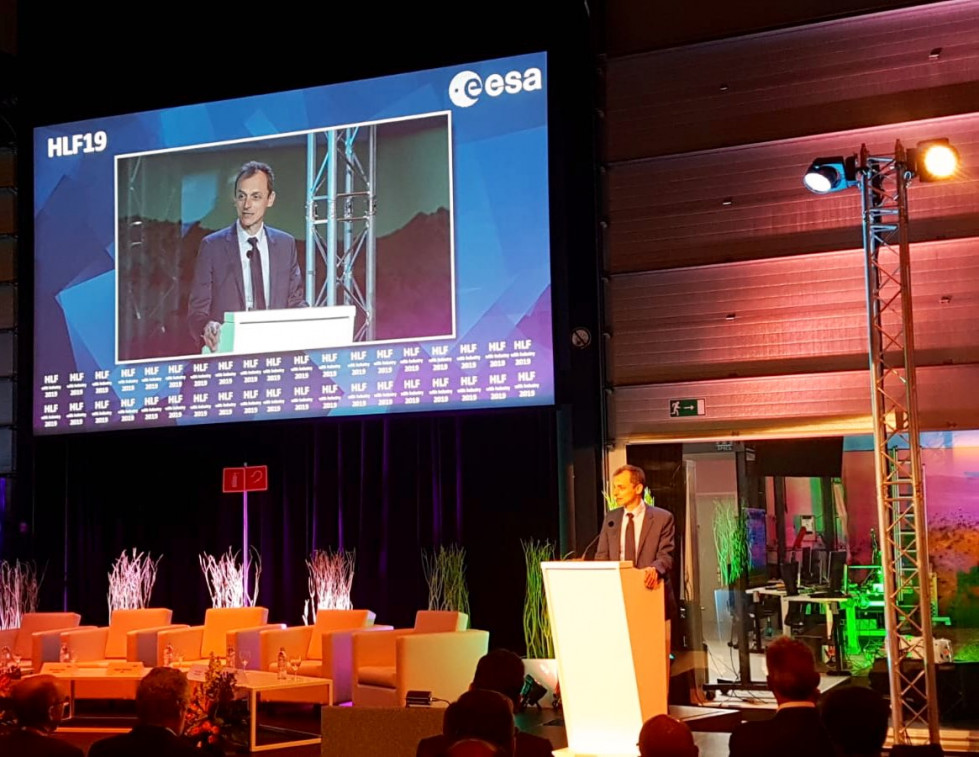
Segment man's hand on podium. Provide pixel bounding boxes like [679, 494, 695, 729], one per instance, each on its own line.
[643, 567, 661, 589]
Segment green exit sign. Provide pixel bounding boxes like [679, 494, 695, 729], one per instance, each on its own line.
[670, 398, 705, 417]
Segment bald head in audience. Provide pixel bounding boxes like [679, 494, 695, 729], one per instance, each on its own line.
[765, 637, 821, 704]
[11, 674, 66, 732]
[638, 715, 698, 757]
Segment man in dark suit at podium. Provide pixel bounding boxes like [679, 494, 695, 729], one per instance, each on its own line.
[594, 464, 677, 622]
[188, 161, 307, 352]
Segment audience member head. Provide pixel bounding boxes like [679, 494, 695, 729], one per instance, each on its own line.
[471, 649, 525, 710]
[638, 714, 699, 757]
[820, 685, 890, 757]
[443, 689, 515, 756]
[765, 637, 820, 704]
[10, 675, 66, 732]
[135, 666, 190, 731]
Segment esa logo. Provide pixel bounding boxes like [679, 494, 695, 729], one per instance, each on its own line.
[448, 68, 543, 108]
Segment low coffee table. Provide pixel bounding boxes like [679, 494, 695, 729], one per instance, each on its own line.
[232, 669, 332, 752]
[40, 661, 148, 725]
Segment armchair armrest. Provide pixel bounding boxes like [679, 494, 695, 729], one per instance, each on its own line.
[126, 625, 189, 666]
[397, 630, 490, 704]
[227, 624, 288, 671]
[353, 627, 409, 670]
[325, 625, 394, 703]
[60, 627, 109, 662]
[33, 626, 98, 670]
[252, 626, 312, 671]
[157, 625, 204, 665]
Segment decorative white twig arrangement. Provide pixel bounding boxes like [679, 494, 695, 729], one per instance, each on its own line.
[107, 549, 162, 614]
[0, 560, 42, 630]
[303, 548, 355, 625]
[422, 544, 470, 617]
[199, 547, 261, 608]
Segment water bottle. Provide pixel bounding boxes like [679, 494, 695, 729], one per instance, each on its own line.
[163, 643, 174, 667]
[277, 647, 287, 680]
[59, 642, 70, 663]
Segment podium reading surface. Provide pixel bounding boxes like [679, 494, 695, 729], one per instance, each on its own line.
[542, 560, 667, 757]
[213, 305, 356, 354]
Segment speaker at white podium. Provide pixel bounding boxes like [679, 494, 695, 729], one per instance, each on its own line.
[541, 560, 667, 757]
[208, 305, 357, 355]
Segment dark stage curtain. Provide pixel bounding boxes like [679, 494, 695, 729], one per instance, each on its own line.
[29, 407, 559, 653]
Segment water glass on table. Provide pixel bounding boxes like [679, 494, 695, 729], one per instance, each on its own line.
[288, 655, 302, 681]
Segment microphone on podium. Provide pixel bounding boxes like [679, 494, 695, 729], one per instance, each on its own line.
[573, 522, 613, 561]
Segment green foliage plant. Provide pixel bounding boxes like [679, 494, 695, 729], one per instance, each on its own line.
[712, 498, 748, 587]
[422, 544, 471, 619]
[521, 538, 555, 659]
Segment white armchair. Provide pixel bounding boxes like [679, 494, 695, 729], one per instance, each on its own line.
[233, 608, 390, 704]
[0, 612, 83, 673]
[352, 611, 489, 707]
[130, 607, 281, 667]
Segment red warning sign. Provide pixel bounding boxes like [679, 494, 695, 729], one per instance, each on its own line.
[223, 465, 268, 493]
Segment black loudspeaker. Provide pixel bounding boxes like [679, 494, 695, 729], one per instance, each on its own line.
[868, 659, 979, 724]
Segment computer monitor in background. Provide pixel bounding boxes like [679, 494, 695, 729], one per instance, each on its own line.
[745, 508, 769, 588]
[828, 550, 847, 594]
[780, 561, 799, 596]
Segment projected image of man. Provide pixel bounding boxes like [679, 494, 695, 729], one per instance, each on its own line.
[188, 161, 307, 351]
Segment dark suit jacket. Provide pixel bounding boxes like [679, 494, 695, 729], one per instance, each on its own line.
[594, 504, 677, 619]
[417, 730, 553, 757]
[728, 704, 835, 757]
[187, 223, 307, 342]
[0, 728, 84, 757]
[88, 725, 201, 757]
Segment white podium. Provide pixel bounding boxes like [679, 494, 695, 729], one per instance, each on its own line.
[210, 305, 356, 355]
[541, 561, 667, 757]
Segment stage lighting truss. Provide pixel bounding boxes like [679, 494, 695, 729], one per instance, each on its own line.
[802, 139, 959, 746]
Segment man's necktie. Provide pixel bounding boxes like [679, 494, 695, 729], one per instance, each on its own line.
[624, 512, 636, 565]
[248, 236, 266, 310]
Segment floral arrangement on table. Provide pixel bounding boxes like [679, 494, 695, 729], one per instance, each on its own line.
[182, 654, 249, 754]
[0, 663, 22, 735]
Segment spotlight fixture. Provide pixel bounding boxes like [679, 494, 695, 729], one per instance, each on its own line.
[802, 155, 858, 194]
[912, 139, 960, 182]
[520, 674, 547, 709]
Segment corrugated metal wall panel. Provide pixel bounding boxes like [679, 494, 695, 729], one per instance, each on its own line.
[610, 364, 979, 441]
[606, 0, 979, 160]
[607, 113, 979, 272]
[602, 0, 979, 442]
[611, 239, 979, 385]
[605, 0, 944, 57]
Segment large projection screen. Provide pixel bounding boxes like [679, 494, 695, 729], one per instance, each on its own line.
[33, 53, 553, 434]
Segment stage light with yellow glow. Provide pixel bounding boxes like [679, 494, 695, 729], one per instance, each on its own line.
[914, 139, 959, 181]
